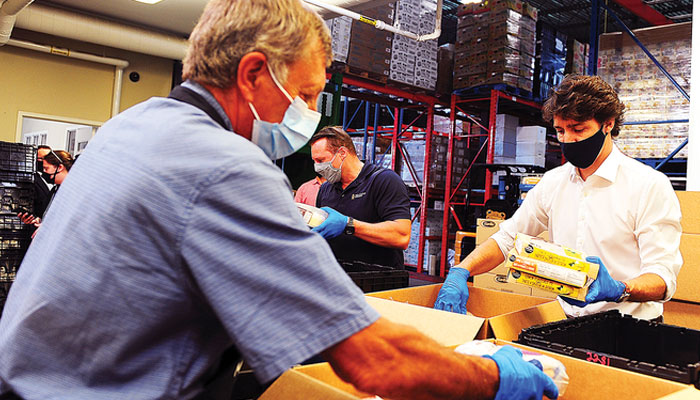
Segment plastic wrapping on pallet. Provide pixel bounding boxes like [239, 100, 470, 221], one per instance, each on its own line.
[599, 23, 691, 159]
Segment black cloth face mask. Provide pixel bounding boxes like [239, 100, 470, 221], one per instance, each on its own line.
[36, 160, 43, 172]
[560, 127, 607, 169]
[41, 168, 58, 184]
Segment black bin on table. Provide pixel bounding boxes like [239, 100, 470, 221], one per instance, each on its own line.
[517, 310, 700, 388]
[339, 260, 409, 293]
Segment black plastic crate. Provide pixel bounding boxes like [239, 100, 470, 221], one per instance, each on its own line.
[0, 183, 34, 214]
[0, 281, 12, 317]
[0, 232, 31, 251]
[0, 171, 33, 183]
[518, 310, 700, 388]
[0, 215, 32, 232]
[0, 247, 28, 282]
[339, 261, 409, 293]
[0, 142, 35, 173]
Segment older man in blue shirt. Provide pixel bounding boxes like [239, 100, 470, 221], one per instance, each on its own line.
[0, 1, 557, 399]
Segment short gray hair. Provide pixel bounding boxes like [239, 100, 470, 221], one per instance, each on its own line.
[182, 0, 332, 88]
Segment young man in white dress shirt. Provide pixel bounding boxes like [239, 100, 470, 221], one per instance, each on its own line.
[435, 75, 682, 321]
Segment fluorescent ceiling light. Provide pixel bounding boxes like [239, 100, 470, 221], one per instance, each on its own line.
[460, 0, 482, 4]
[133, 0, 164, 4]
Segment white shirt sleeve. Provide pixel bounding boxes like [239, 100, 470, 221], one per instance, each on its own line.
[633, 173, 683, 301]
[490, 172, 553, 259]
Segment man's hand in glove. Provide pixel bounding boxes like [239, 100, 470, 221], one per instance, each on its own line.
[312, 207, 348, 239]
[484, 346, 559, 400]
[433, 267, 470, 314]
[561, 256, 625, 307]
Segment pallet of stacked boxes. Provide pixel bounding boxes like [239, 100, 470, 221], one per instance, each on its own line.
[391, 0, 439, 91]
[598, 22, 691, 160]
[345, 3, 395, 82]
[326, 16, 352, 64]
[534, 23, 567, 101]
[453, 0, 538, 94]
[565, 38, 589, 76]
[0, 141, 36, 315]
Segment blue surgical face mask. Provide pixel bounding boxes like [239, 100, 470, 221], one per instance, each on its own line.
[248, 65, 321, 160]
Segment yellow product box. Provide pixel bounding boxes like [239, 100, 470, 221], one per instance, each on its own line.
[513, 233, 596, 272]
[506, 233, 599, 301]
[507, 253, 592, 287]
[508, 268, 588, 301]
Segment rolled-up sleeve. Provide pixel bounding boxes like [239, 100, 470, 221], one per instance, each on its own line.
[490, 175, 551, 259]
[634, 175, 683, 301]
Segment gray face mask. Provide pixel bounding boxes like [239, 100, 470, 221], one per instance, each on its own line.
[314, 151, 344, 184]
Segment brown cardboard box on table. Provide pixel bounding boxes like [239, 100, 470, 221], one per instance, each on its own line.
[259, 297, 697, 400]
[664, 191, 700, 329]
[365, 283, 565, 341]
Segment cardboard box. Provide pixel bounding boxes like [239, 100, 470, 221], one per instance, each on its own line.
[674, 233, 700, 303]
[260, 338, 696, 400]
[664, 299, 700, 330]
[476, 218, 504, 245]
[677, 191, 700, 234]
[474, 271, 531, 295]
[366, 284, 565, 340]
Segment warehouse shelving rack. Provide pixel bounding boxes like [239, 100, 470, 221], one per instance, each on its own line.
[327, 72, 464, 282]
[438, 88, 544, 277]
[588, 0, 690, 182]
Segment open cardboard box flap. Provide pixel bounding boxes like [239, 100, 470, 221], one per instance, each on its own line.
[364, 297, 484, 347]
[367, 283, 566, 340]
[260, 340, 698, 400]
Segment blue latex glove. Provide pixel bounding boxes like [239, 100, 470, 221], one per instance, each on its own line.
[433, 268, 470, 314]
[484, 346, 559, 400]
[561, 256, 625, 307]
[311, 207, 348, 239]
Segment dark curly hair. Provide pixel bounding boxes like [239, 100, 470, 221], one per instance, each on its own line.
[542, 75, 626, 137]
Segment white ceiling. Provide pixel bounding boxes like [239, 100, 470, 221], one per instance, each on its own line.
[34, 0, 390, 38]
[36, 0, 209, 37]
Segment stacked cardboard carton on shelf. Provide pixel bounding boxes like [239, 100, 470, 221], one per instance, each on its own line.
[515, 125, 547, 167]
[493, 113, 518, 165]
[453, 0, 538, 92]
[346, 4, 394, 79]
[326, 16, 352, 63]
[598, 22, 691, 159]
[566, 38, 589, 76]
[390, 0, 439, 90]
[404, 208, 452, 273]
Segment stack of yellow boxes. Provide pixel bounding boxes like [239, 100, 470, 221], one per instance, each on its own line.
[506, 233, 599, 301]
[471, 221, 557, 298]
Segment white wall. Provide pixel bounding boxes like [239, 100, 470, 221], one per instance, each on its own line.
[21, 117, 94, 154]
[688, 0, 699, 190]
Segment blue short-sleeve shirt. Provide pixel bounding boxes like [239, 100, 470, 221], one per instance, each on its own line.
[317, 163, 410, 268]
[0, 81, 380, 399]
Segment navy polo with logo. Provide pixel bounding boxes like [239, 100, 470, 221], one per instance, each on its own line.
[316, 162, 411, 269]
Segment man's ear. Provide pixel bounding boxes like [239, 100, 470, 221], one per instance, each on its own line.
[604, 119, 615, 135]
[236, 52, 268, 103]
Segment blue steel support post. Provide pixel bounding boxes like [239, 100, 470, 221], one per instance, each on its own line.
[372, 102, 380, 163]
[363, 101, 371, 161]
[588, 0, 600, 75]
[342, 96, 349, 130]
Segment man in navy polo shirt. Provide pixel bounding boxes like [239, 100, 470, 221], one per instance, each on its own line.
[310, 126, 411, 269]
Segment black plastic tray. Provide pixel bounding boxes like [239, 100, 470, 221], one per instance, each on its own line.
[518, 310, 700, 388]
[339, 260, 409, 293]
[0, 142, 34, 173]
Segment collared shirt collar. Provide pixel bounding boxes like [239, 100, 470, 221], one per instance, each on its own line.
[181, 80, 234, 131]
[567, 143, 622, 184]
